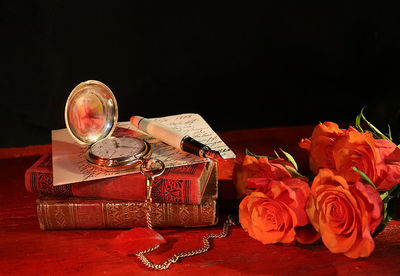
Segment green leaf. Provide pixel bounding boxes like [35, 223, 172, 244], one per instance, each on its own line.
[355, 112, 363, 132]
[383, 198, 398, 225]
[381, 183, 400, 202]
[245, 148, 255, 157]
[352, 167, 377, 189]
[382, 201, 388, 224]
[387, 124, 393, 141]
[359, 107, 390, 140]
[245, 148, 273, 160]
[280, 148, 298, 171]
[380, 190, 390, 201]
[282, 164, 308, 182]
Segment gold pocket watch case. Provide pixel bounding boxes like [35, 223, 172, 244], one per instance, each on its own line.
[65, 80, 151, 170]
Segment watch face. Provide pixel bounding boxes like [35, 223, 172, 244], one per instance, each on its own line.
[86, 137, 151, 168]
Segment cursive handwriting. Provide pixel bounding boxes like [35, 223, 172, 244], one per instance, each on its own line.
[150, 113, 236, 159]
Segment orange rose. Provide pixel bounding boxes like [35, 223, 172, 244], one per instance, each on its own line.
[374, 139, 400, 191]
[302, 122, 346, 174]
[331, 129, 378, 183]
[239, 177, 310, 244]
[331, 130, 400, 191]
[306, 169, 382, 258]
[234, 155, 292, 198]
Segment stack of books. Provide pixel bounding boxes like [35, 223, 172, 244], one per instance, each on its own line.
[25, 152, 218, 230]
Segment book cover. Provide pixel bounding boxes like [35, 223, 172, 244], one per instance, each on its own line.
[36, 172, 218, 230]
[25, 152, 216, 204]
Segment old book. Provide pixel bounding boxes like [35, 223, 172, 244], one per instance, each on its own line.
[36, 172, 218, 230]
[25, 152, 216, 204]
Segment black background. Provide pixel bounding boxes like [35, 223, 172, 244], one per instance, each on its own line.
[2, 1, 400, 148]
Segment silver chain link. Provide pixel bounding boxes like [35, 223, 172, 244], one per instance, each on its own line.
[135, 216, 235, 270]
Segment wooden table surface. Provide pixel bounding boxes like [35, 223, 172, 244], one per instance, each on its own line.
[1, 126, 400, 275]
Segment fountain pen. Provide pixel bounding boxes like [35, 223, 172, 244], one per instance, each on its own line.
[130, 116, 222, 160]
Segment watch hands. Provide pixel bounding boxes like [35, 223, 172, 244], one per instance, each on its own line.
[113, 140, 120, 148]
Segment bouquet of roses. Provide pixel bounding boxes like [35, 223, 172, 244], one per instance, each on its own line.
[236, 108, 400, 259]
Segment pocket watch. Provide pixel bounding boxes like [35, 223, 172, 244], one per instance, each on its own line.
[64, 80, 151, 170]
[86, 136, 151, 168]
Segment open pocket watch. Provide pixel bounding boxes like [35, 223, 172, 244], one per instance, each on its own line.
[64, 80, 153, 170]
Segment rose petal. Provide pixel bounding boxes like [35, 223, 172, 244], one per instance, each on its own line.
[111, 227, 166, 256]
[343, 229, 375, 259]
[306, 194, 320, 232]
[298, 138, 311, 151]
[351, 181, 383, 233]
[295, 223, 321, 244]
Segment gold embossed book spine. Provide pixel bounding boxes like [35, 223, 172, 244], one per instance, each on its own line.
[36, 196, 218, 230]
